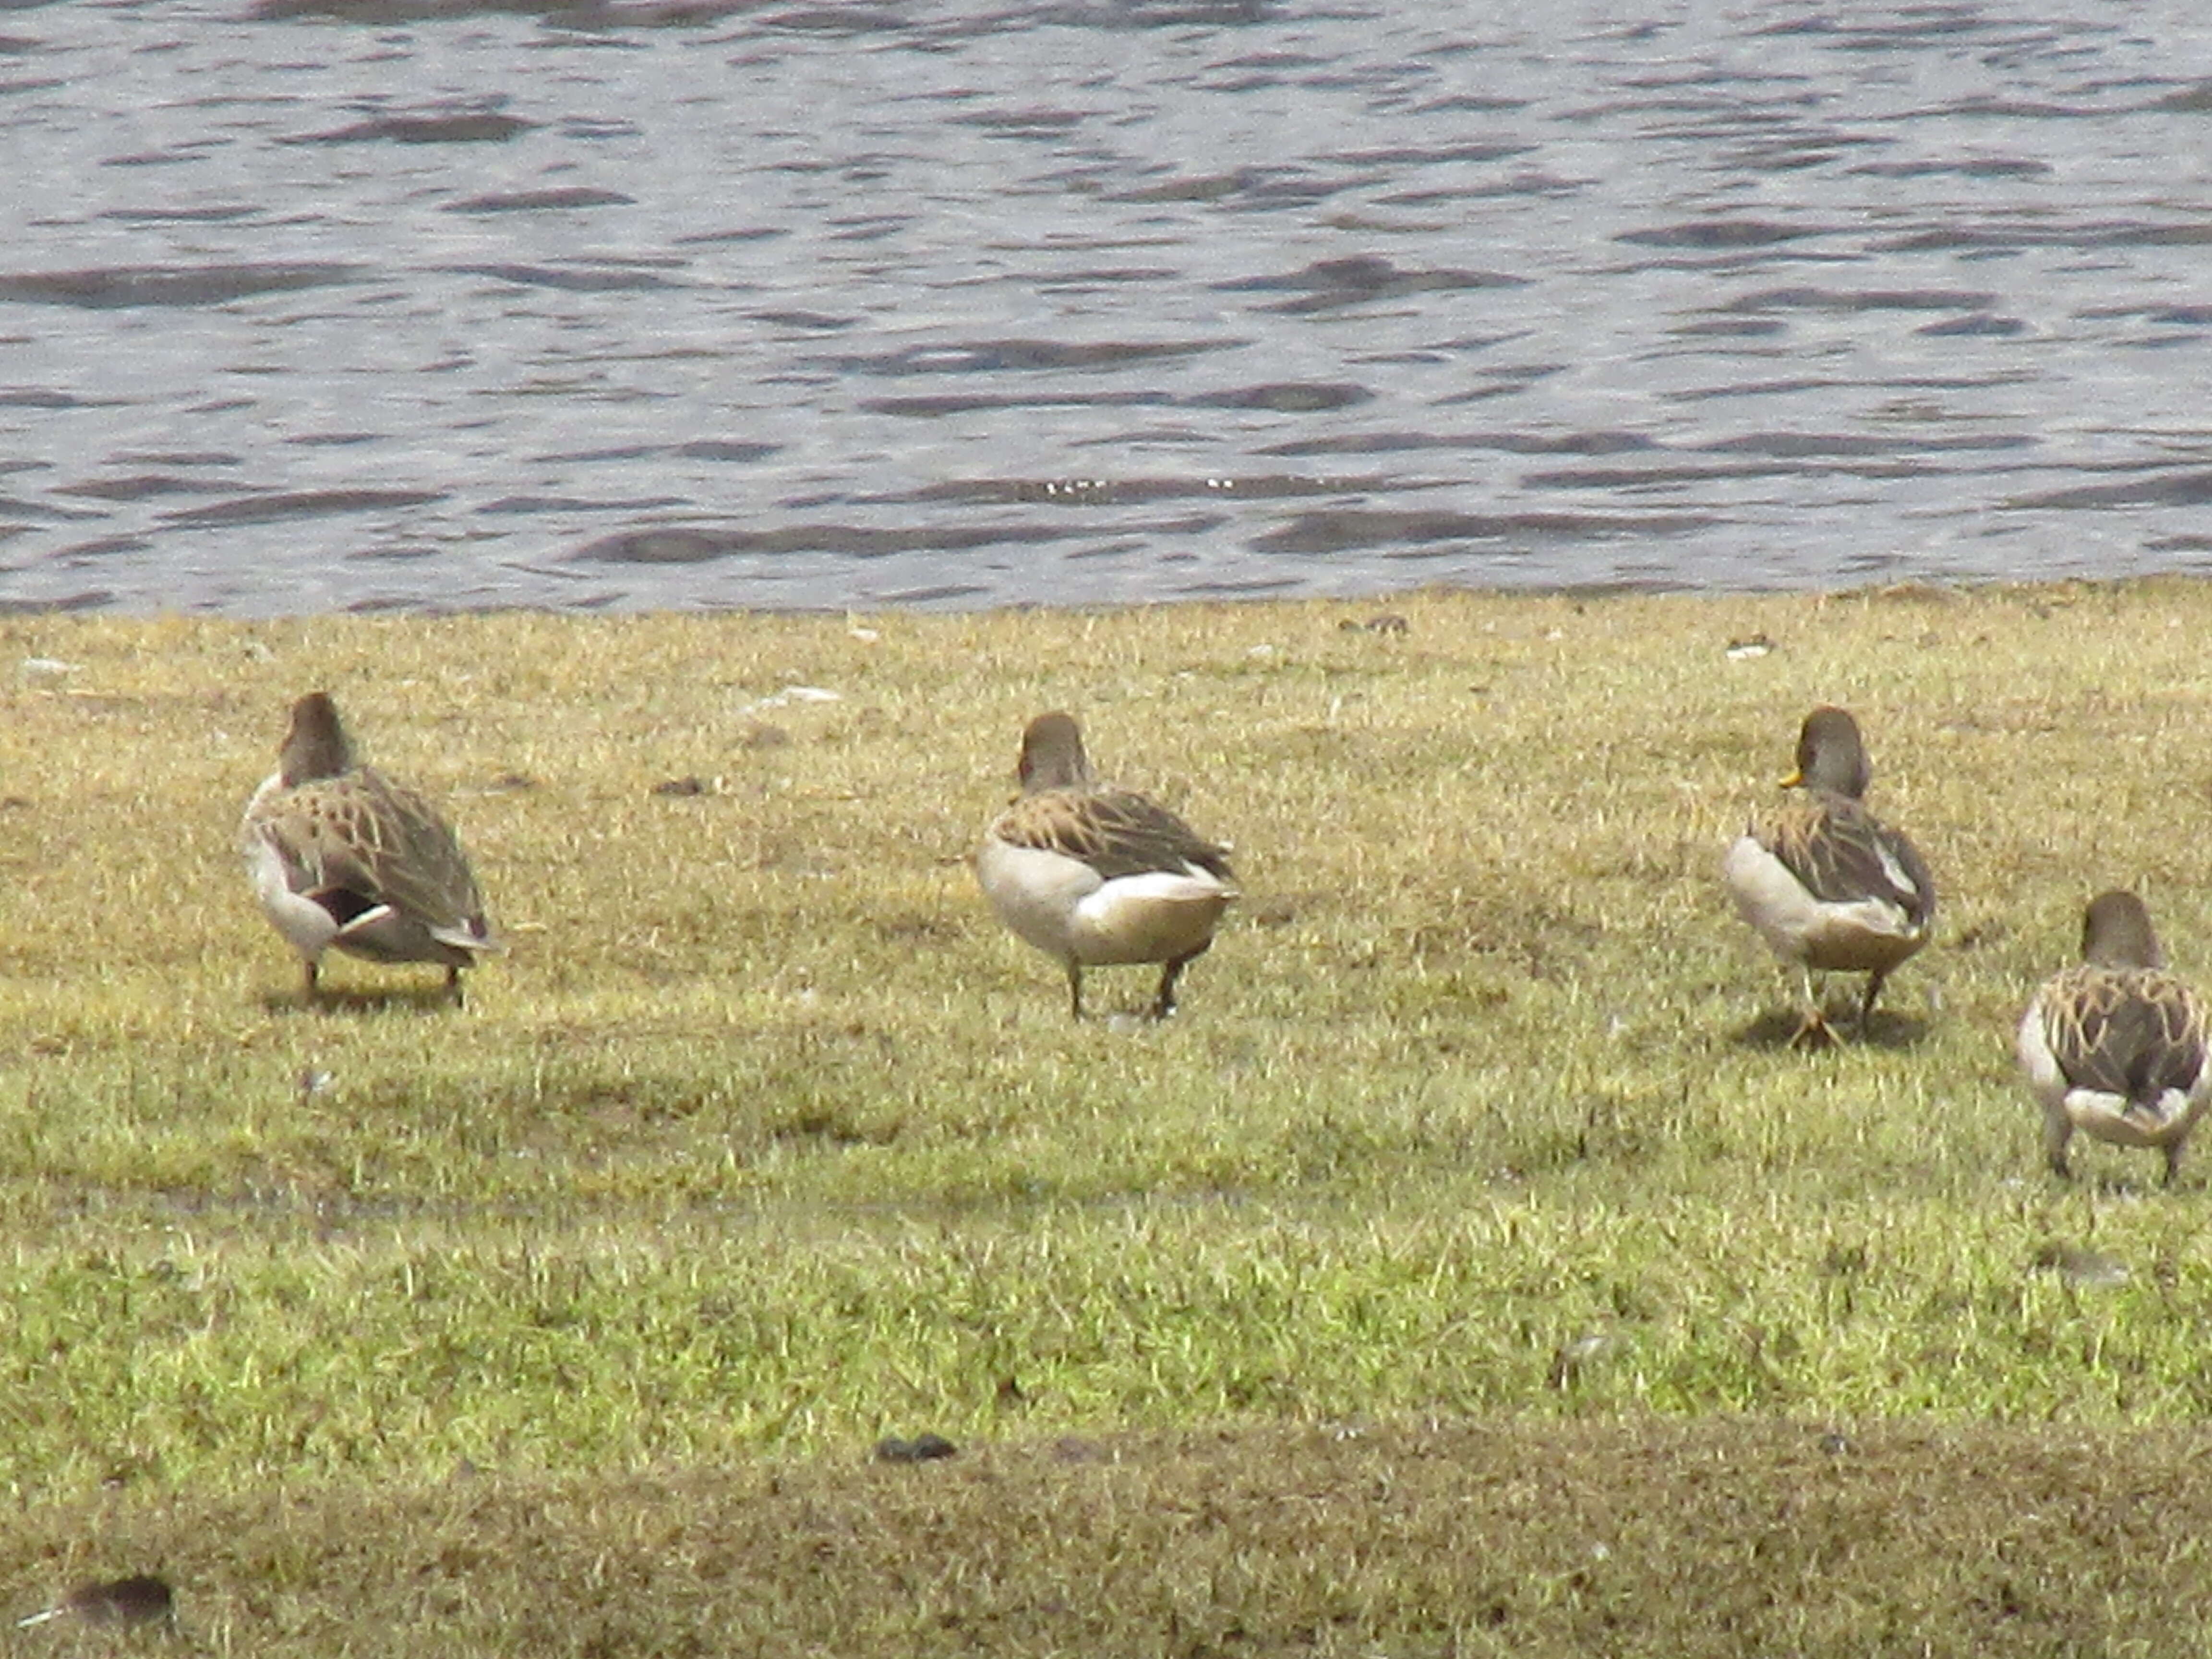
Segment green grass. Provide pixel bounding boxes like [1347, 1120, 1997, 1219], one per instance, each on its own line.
[8, 582, 2212, 1651]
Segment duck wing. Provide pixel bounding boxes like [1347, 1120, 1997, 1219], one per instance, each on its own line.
[994, 786, 1233, 883]
[2042, 966, 2208, 1108]
[1766, 793, 1933, 925]
[258, 768, 491, 941]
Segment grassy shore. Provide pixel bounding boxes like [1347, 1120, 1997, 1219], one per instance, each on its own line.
[7, 581, 2212, 1651]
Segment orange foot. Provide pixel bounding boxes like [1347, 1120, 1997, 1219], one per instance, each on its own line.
[1789, 1008, 1838, 1051]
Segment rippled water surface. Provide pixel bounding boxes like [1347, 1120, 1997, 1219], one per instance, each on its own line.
[3, 0, 2212, 612]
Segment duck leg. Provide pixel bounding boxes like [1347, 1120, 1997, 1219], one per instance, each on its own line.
[1788, 968, 1836, 1050]
[1065, 961, 1086, 1021]
[2044, 1109, 2075, 1180]
[1857, 967, 1891, 1034]
[1150, 942, 1211, 1022]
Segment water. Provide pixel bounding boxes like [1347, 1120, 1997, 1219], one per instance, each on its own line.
[2, 0, 2210, 614]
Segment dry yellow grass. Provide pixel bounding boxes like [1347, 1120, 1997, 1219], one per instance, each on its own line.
[6, 579, 2212, 1651]
[14, 1417, 2212, 1657]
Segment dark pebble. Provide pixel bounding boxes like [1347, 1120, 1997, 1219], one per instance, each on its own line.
[874, 1432, 959, 1463]
[21, 1574, 174, 1629]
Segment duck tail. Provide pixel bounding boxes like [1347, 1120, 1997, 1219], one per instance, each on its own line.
[2124, 1059, 2187, 1131]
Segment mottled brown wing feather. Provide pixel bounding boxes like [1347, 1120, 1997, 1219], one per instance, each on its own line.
[1764, 793, 1934, 924]
[2045, 966, 2209, 1105]
[276, 769, 488, 935]
[995, 786, 1233, 882]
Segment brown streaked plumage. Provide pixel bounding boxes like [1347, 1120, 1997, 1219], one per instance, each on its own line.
[992, 783, 1236, 888]
[240, 692, 497, 1005]
[975, 711, 1237, 1020]
[2019, 890, 2212, 1184]
[1722, 706, 1935, 1046]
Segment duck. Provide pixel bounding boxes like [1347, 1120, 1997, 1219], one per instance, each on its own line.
[240, 691, 498, 1005]
[2018, 890, 2211, 1184]
[1722, 705, 1935, 1046]
[975, 711, 1237, 1020]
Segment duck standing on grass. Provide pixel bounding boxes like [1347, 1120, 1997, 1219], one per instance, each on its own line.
[240, 692, 499, 1006]
[975, 711, 1237, 1021]
[1723, 706, 1935, 1046]
[2018, 890, 2211, 1185]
